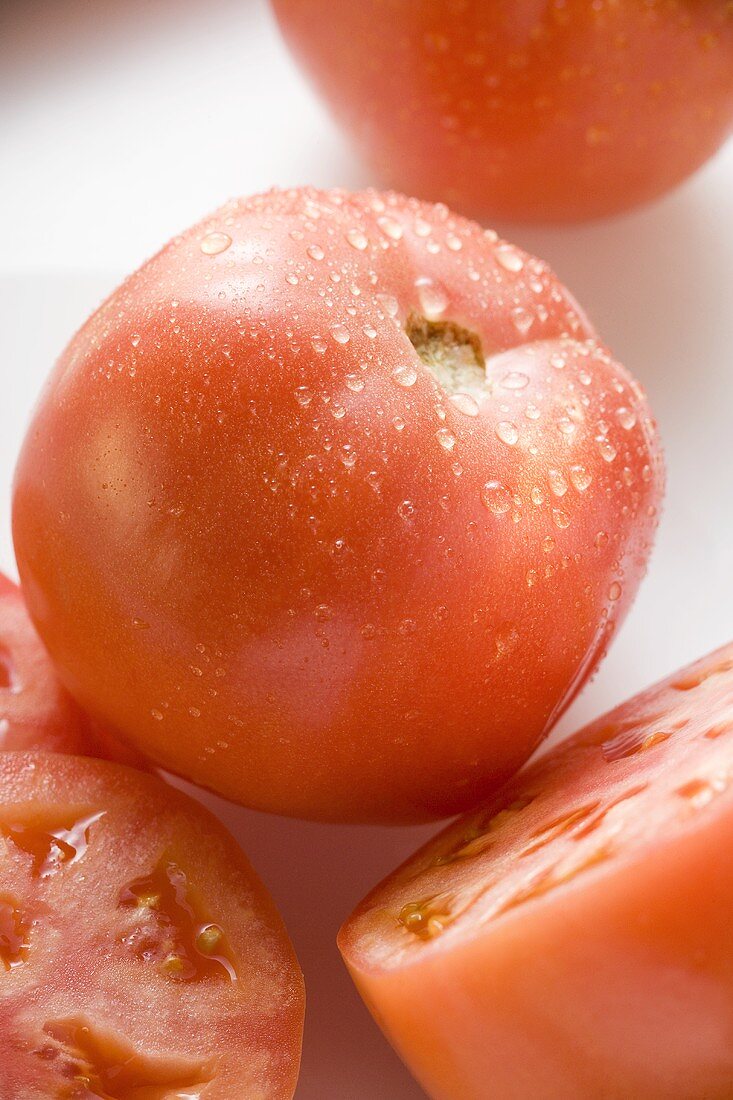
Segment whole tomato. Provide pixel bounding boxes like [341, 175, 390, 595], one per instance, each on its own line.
[340, 643, 733, 1098]
[272, 0, 733, 222]
[13, 188, 663, 823]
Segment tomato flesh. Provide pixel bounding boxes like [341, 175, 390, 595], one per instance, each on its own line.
[0, 752, 304, 1099]
[340, 643, 733, 1098]
[13, 188, 663, 822]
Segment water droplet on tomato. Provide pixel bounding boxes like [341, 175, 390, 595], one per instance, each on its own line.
[548, 469, 568, 497]
[377, 216, 403, 241]
[482, 481, 512, 514]
[511, 309, 533, 337]
[415, 278, 448, 319]
[616, 406, 637, 430]
[570, 465, 592, 492]
[392, 364, 418, 388]
[450, 393, 480, 417]
[345, 228, 368, 251]
[495, 245, 524, 273]
[330, 323, 350, 344]
[501, 371, 530, 391]
[200, 232, 232, 256]
[436, 428, 456, 451]
[496, 421, 519, 446]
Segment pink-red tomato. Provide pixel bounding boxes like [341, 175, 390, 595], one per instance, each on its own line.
[0, 751, 304, 1098]
[0, 572, 95, 755]
[340, 643, 733, 1098]
[13, 188, 663, 823]
[272, 0, 733, 223]
[0, 572, 142, 766]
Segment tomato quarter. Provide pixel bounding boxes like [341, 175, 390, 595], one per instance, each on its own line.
[0, 752, 304, 1099]
[272, 0, 733, 222]
[13, 188, 663, 822]
[340, 643, 733, 1098]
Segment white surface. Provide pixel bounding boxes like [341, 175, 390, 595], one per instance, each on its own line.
[1, 2, 732, 1097]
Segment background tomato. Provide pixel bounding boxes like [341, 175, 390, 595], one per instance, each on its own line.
[13, 188, 663, 823]
[340, 642, 733, 1099]
[272, 0, 733, 223]
[0, 751, 304, 1099]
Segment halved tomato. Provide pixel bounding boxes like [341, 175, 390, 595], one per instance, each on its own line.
[0, 573, 139, 766]
[0, 573, 93, 755]
[0, 752, 304, 1098]
[340, 643, 733, 1098]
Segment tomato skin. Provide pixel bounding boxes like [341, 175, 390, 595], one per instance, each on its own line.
[272, 0, 733, 222]
[339, 644, 733, 1098]
[13, 188, 663, 823]
[0, 572, 145, 766]
[0, 572, 93, 755]
[0, 751, 304, 1100]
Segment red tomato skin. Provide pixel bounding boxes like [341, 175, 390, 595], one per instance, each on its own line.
[12, 188, 663, 823]
[0, 751, 304, 1100]
[272, 0, 733, 223]
[0, 572, 145, 765]
[339, 644, 733, 1098]
[0, 571, 92, 754]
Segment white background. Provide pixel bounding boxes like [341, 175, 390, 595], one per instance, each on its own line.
[1, 1, 732, 1096]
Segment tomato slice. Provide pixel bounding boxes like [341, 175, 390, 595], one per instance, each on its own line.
[0, 752, 304, 1098]
[340, 643, 733, 1098]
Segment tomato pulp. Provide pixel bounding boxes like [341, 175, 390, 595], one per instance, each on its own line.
[0, 752, 304, 1099]
[340, 644, 733, 1098]
[13, 188, 663, 822]
[273, 0, 733, 222]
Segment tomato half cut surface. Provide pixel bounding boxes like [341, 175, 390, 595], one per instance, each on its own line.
[339, 643, 733, 1099]
[0, 752, 304, 1099]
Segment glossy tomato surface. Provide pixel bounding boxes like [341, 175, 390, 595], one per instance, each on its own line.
[340, 643, 733, 1098]
[0, 573, 143, 767]
[0, 752, 303, 1099]
[272, 0, 733, 223]
[13, 188, 663, 823]
[0, 573, 93, 755]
